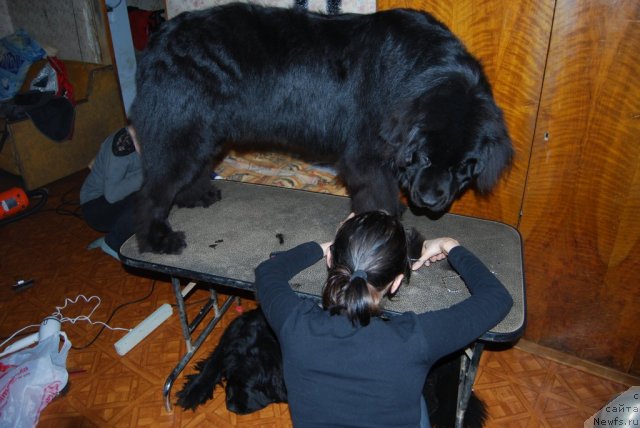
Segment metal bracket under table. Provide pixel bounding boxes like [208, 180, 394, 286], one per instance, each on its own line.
[163, 278, 235, 412]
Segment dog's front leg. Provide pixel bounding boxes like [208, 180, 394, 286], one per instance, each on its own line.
[345, 167, 404, 217]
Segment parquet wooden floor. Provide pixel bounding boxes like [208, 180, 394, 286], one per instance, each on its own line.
[0, 170, 634, 427]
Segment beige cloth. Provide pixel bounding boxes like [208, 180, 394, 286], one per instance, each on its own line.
[165, 0, 376, 19]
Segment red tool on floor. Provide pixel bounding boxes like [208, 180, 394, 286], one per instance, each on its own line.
[0, 187, 29, 219]
[0, 186, 48, 225]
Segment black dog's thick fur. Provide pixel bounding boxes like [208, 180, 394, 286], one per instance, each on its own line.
[176, 308, 286, 414]
[177, 308, 487, 427]
[130, 3, 512, 254]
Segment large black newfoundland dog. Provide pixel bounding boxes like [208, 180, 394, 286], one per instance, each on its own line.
[176, 308, 487, 427]
[130, 3, 512, 254]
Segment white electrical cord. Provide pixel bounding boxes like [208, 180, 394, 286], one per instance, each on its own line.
[51, 295, 130, 332]
[0, 295, 130, 353]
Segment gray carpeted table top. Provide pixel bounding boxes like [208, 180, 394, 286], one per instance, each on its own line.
[121, 180, 526, 342]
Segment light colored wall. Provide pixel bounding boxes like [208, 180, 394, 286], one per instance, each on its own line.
[0, 0, 14, 37]
[6, 0, 105, 63]
[165, 0, 375, 18]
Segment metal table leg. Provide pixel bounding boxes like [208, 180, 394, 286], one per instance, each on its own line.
[162, 277, 235, 412]
[455, 341, 485, 428]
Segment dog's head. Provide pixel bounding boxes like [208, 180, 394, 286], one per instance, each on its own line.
[382, 70, 513, 213]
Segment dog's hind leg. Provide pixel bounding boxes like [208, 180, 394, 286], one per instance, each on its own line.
[135, 177, 184, 254]
[174, 167, 222, 208]
[135, 161, 200, 254]
[135, 127, 223, 254]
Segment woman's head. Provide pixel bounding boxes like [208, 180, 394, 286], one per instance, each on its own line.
[322, 211, 410, 326]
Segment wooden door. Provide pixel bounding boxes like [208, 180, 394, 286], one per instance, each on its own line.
[379, 0, 640, 376]
[378, 0, 556, 226]
[519, 0, 640, 374]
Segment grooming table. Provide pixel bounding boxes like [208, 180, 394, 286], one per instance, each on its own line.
[120, 180, 526, 426]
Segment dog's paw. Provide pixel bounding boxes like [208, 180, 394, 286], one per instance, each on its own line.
[176, 384, 213, 411]
[142, 221, 187, 254]
[160, 231, 187, 254]
[199, 187, 222, 207]
[176, 382, 214, 410]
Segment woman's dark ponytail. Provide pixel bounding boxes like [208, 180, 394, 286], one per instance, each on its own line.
[343, 276, 376, 326]
[322, 211, 410, 326]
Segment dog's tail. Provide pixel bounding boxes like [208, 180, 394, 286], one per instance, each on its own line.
[176, 344, 226, 410]
[425, 353, 488, 428]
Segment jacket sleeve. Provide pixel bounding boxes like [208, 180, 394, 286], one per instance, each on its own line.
[417, 246, 513, 358]
[255, 241, 324, 332]
[103, 154, 143, 203]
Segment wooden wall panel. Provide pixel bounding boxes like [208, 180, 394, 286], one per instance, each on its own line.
[377, 0, 555, 226]
[519, 0, 640, 373]
[377, 0, 640, 375]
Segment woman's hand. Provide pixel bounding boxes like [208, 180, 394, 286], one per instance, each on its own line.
[127, 126, 141, 153]
[411, 237, 460, 270]
[319, 241, 333, 258]
[317, 213, 353, 261]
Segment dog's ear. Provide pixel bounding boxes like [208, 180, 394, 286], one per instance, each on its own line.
[473, 111, 513, 193]
[412, 78, 471, 132]
[381, 77, 470, 168]
[418, 72, 513, 193]
[380, 102, 420, 167]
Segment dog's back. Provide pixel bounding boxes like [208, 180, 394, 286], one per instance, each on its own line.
[131, 4, 474, 154]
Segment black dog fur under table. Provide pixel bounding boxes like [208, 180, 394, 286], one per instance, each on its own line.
[120, 180, 526, 426]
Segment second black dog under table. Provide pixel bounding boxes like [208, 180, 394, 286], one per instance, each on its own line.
[120, 180, 526, 427]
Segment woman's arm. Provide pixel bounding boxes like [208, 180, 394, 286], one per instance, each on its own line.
[103, 155, 143, 203]
[415, 245, 513, 358]
[255, 241, 325, 331]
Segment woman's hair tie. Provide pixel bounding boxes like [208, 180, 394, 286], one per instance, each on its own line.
[350, 270, 368, 282]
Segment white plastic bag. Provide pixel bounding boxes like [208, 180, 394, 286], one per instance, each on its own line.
[29, 62, 58, 93]
[0, 30, 46, 101]
[0, 332, 71, 428]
